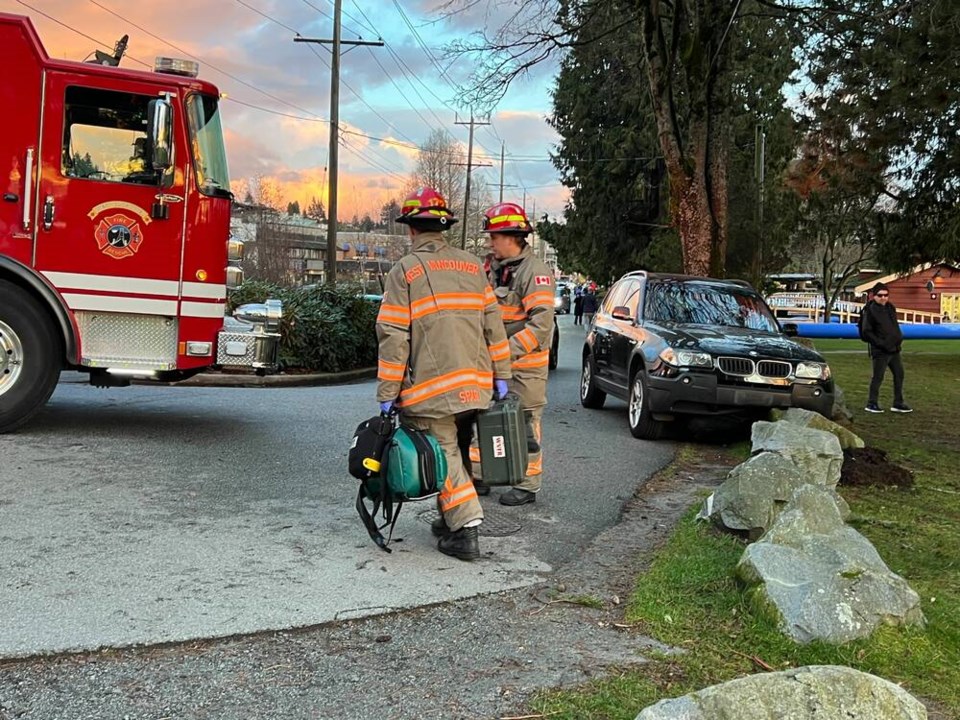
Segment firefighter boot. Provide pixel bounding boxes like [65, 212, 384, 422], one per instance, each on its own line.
[438, 526, 480, 561]
[500, 488, 536, 506]
[473, 479, 491, 496]
[431, 516, 450, 537]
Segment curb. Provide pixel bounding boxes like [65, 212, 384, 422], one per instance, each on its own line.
[172, 366, 377, 388]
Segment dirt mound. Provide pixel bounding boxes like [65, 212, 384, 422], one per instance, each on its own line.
[840, 447, 914, 488]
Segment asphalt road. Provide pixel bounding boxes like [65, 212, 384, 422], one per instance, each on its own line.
[0, 314, 675, 659]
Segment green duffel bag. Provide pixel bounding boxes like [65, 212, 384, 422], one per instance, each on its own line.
[356, 424, 447, 552]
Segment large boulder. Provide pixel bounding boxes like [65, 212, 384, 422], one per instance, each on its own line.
[736, 486, 924, 644]
[751, 421, 844, 487]
[831, 384, 856, 427]
[704, 451, 849, 538]
[635, 665, 927, 719]
[777, 407, 864, 450]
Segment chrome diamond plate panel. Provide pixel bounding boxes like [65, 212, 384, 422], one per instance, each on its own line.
[76, 311, 178, 369]
[216, 332, 257, 366]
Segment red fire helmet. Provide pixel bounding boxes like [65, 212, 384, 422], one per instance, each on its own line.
[396, 187, 457, 226]
[482, 202, 532, 235]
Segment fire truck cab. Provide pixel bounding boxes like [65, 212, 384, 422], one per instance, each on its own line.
[0, 13, 281, 433]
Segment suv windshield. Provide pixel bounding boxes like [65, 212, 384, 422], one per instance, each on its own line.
[186, 94, 231, 197]
[645, 281, 779, 332]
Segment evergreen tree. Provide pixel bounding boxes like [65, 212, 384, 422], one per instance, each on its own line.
[800, 0, 960, 269]
[305, 197, 326, 223]
[286, 200, 301, 216]
[545, 0, 801, 281]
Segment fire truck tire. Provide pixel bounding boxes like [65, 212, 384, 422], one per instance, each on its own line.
[0, 280, 62, 433]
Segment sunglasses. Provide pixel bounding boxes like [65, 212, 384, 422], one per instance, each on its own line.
[876, 293, 889, 298]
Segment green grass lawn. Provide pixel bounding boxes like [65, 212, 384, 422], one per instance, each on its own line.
[531, 340, 960, 719]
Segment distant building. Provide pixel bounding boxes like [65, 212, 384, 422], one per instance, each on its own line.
[854, 262, 960, 322]
[231, 202, 409, 287]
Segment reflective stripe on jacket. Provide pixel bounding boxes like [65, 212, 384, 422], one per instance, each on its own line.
[489, 244, 555, 381]
[376, 233, 512, 418]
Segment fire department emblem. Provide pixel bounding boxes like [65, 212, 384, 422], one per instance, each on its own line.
[95, 213, 144, 259]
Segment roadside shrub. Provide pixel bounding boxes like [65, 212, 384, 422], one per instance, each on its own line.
[227, 281, 378, 372]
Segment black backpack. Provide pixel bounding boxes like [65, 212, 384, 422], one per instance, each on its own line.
[857, 303, 869, 342]
[349, 413, 447, 552]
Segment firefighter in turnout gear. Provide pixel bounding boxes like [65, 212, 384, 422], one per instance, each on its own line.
[376, 188, 512, 560]
[479, 202, 555, 506]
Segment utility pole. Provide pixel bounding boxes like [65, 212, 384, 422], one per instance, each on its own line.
[499, 142, 505, 203]
[295, 6, 383, 284]
[754, 123, 766, 282]
[455, 113, 490, 249]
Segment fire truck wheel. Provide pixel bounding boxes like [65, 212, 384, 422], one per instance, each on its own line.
[0, 280, 62, 433]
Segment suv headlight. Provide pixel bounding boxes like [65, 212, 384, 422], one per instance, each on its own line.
[660, 347, 713, 368]
[796, 362, 830, 380]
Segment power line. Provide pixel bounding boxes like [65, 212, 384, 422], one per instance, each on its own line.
[235, 0, 300, 34]
[340, 135, 408, 184]
[300, 0, 366, 39]
[88, 0, 325, 121]
[15, 0, 151, 68]
[390, 0, 459, 92]
[230, 0, 417, 176]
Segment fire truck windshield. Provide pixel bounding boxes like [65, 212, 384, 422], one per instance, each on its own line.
[186, 94, 232, 198]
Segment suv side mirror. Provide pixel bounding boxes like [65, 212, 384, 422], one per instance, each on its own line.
[612, 305, 633, 322]
[782, 322, 799, 337]
[147, 98, 173, 171]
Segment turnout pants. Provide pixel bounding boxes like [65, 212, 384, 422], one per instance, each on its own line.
[403, 412, 482, 532]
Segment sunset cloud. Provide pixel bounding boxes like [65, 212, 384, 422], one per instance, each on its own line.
[4, 0, 567, 219]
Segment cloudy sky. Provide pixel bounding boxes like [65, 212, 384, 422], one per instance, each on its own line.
[3, 0, 568, 220]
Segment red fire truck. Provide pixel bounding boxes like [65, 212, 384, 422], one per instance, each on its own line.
[0, 13, 281, 433]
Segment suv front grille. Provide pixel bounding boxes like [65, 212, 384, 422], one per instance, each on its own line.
[757, 360, 791, 378]
[717, 357, 753, 376]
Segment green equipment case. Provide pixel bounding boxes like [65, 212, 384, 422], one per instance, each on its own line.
[476, 396, 527, 486]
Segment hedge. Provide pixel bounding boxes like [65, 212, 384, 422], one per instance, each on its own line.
[227, 281, 379, 373]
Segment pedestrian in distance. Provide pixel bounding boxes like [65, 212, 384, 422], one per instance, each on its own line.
[573, 290, 584, 325]
[860, 282, 912, 414]
[582, 288, 598, 327]
[375, 187, 513, 560]
[479, 202, 556, 506]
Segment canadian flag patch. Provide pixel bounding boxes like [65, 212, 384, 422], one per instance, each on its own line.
[534, 275, 551, 286]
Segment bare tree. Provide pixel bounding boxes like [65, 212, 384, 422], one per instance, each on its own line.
[784, 106, 887, 320]
[243, 174, 286, 211]
[411, 129, 468, 218]
[445, 0, 748, 276]
[236, 175, 295, 285]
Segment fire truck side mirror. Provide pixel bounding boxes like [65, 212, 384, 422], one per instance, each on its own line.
[147, 99, 173, 172]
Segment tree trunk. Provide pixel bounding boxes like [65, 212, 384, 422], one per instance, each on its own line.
[642, 0, 729, 278]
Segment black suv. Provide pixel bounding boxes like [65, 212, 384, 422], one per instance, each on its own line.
[580, 272, 834, 439]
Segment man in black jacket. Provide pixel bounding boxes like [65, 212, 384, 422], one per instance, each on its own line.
[861, 282, 912, 413]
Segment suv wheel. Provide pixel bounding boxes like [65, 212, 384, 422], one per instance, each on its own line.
[580, 354, 606, 409]
[628, 369, 664, 440]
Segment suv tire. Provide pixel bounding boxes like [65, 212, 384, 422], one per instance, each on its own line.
[628, 369, 664, 440]
[580, 354, 606, 409]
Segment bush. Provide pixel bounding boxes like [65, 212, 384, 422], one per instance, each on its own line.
[227, 281, 379, 373]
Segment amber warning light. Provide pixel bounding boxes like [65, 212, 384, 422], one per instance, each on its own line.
[154, 57, 200, 78]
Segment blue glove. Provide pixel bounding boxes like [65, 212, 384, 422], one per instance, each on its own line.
[495, 380, 510, 401]
[379, 400, 395, 415]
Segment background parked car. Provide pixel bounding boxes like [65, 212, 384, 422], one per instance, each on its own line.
[549, 317, 559, 370]
[580, 272, 834, 439]
[554, 285, 571, 314]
